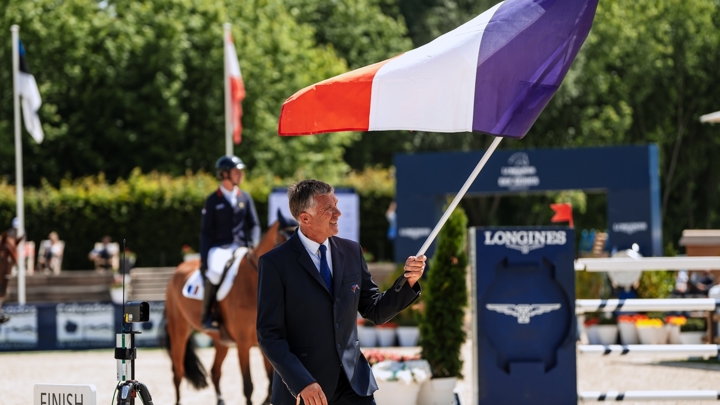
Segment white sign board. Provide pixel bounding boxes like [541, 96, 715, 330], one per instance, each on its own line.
[34, 384, 96, 405]
[268, 188, 359, 242]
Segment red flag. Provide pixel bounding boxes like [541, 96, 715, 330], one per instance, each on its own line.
[550, 203, 573, 228]
[225, 31, 246, 144]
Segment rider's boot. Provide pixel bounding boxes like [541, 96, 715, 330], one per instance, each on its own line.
[201, 279, 220, 332]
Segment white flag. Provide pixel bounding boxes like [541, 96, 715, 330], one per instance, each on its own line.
[18, 40, 44, 144]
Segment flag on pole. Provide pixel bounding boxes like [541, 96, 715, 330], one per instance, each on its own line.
[17, 40, 44, 144]
[550, 203, 574, 228]
[225, 30, 246, 144]
[278, 0, 598, 138]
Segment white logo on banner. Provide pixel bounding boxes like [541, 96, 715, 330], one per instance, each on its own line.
[399, 227, 432, 240]
[612, 222, 648, 235]
[497, 152, 540, 190]
[485, 303, 561, 324]
[56, 303, 114, 346]
[0, 305, 38, 347]
[483, 230, 567, 254]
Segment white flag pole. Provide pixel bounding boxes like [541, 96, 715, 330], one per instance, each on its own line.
[396, 135, 503, 291]
[223, 23, 232, 157]
[11, 25, 26, 305]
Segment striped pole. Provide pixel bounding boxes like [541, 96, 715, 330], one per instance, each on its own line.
[576, 298, 720, 313]
[578, 344, 720, 357]
[579, 390, 720, 401]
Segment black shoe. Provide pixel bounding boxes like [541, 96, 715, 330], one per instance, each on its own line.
[0, 313, 9, 324]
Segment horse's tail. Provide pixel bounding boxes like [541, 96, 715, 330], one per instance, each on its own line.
[162, 308, 209, 389]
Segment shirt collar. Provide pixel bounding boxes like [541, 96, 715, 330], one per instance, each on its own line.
[219, 185, 239, 200]
[297, 227, 329, 257]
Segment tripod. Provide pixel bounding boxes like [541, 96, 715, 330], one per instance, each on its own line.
[115, 326, 154, 404]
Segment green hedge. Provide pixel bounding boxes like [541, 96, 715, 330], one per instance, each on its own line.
[0, 168, 396, 270]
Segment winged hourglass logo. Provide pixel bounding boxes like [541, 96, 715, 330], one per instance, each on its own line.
[485, 303, 561, 324]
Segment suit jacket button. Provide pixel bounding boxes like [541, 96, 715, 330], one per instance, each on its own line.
[335, 323, 339, 329]
[336, 343, 341, 349]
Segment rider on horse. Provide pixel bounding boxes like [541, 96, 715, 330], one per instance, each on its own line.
[200, 155, 261, 331]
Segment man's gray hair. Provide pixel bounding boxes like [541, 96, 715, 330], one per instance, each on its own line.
[287, 180, 334, 219]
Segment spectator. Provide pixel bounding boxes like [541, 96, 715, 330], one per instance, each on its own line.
[689, 270, 715, 296]
[38, 231, 64, 275]
[88, 236, 119, 272]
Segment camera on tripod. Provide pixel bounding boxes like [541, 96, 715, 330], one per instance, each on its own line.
[115, 301, 154, 405]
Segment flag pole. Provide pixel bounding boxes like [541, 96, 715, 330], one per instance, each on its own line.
[223, 23, 232, 156]
[396, 135, 503, 291]
[11, 25, 26, 305]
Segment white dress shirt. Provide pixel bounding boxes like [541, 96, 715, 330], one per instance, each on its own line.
[297, 228, 334, 276]
[219, 185, 239, 208]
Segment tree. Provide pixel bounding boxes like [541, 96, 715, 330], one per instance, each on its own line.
[419, 205, 468, 378]
[0, 0, 354, 186]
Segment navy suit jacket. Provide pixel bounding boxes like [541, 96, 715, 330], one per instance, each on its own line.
[257, 231, 421, 404]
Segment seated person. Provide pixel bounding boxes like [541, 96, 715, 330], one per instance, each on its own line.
[37, 231, 64, 275]
[88, 236, 119, 272]
[689, 270, 715, 296]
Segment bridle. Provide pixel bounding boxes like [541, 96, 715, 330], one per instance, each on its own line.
[245, 226, 297, 272]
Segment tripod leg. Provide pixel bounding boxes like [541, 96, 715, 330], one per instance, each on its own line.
[134, 382, 154, 405]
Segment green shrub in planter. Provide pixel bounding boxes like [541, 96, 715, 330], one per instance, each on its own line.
[419, 206, 468, 379]
[681, 318, 706, 332]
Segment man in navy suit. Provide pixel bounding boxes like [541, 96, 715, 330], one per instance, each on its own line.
[257, 180, 426, 405]
[200, 155, 261, 330]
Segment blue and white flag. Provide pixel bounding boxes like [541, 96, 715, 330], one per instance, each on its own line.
[18, 40, 44, 143]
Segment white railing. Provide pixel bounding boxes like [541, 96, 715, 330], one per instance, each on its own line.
[576, 298, 720, 313]
[579, 390, 720, 402]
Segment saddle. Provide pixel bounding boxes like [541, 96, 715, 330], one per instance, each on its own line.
[182, 247, 249, 302]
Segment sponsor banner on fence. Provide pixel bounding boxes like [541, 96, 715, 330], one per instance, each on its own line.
[0, 301, 165, 352]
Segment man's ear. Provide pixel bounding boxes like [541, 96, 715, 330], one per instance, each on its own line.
[299, 212, 310, 224]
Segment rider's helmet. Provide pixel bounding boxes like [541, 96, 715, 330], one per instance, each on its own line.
[215, 155, 246, 179]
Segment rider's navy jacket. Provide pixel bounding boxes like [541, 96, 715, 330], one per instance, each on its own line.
[200, 187, 261, 271]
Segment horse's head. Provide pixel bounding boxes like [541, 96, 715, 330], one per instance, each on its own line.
[245, 210, 298, 272]
[0, 232, 21, 299]
[275, 209, 299, 246]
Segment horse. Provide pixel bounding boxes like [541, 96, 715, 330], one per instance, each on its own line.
[164, 220, 294, 405]
[0, 232, 21, 324]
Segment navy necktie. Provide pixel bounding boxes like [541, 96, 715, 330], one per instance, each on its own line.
[318, 245, 333, 295]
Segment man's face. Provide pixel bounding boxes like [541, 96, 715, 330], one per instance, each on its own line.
[301, 193, 341, 242]
[228, 168, 243, 186]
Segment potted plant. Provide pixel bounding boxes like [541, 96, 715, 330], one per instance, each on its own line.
[583, 315, 600, 344]
[383, 264, 421, 347]
[679, 318, 706, 344]
[617, 314, 647, 344]
[595, 315, 618, 345]
[357, 317, 378, 347]
[636, 318, 666, 344]
[418, 206, 467, 405]
[364, 349, 431, 405]
[665, 315, 686, 344]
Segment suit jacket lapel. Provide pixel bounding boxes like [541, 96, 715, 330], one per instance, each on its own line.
[290, 232, 331, 295]
[330, 237, 345, 300]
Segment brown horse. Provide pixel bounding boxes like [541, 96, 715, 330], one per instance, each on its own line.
[165, 221, 292, 405]
[0, 232, 21, 324]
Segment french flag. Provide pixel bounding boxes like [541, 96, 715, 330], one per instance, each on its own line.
[278, 0, 598, 138]
[225, 30, 246, 144]
[18, 40, 44, 143]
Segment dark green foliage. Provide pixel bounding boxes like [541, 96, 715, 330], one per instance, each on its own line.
[0, 169, 394, 269]
[419, 205, 468, 378]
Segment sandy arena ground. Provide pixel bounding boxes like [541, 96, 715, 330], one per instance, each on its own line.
[3, 340, 720, 405]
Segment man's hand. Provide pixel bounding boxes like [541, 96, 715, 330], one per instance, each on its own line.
[404, 255, 426, 287]
[298, 382, 327, 405]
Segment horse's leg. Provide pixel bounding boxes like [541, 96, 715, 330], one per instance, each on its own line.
[211, 341, 229, 405]
[237, 343, 254, 405]
[167, 306, 193, 405]
[262, 352, 274, 405]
